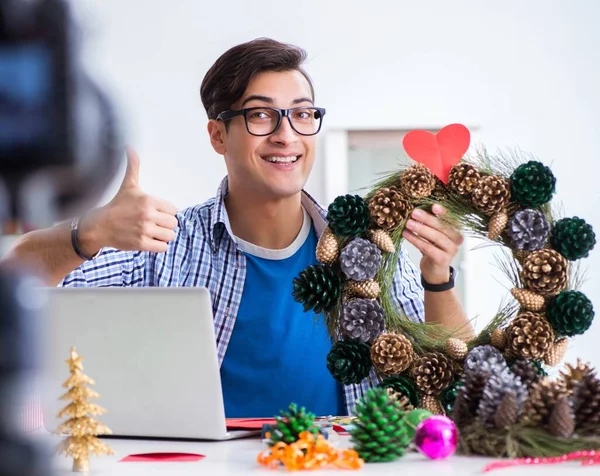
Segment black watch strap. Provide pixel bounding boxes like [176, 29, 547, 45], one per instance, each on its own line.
[421, 266, 456, 292]
[70, 216, 101, 261]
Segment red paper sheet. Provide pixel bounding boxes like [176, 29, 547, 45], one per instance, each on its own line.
[226, 417, 277, 430]
[120, 452, 205, 462]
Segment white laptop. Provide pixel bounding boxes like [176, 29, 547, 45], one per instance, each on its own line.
[40, 287, 260, 440]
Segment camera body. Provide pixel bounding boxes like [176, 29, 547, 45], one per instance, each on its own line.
[0, 0, 122, 223]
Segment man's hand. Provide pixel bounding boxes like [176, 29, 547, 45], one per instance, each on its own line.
[402, 204, 464, 285]
[78, 148, 179, 255]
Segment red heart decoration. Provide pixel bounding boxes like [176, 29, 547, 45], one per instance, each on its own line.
[402, 124, 470, 184]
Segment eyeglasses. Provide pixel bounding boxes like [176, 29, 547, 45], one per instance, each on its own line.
[216, 106, 326, 137]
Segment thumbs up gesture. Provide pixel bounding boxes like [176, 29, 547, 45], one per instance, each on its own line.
[84, 148, 179, 253]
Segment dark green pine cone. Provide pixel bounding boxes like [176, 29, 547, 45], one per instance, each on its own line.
[546, 290, 595, 337]
[292, 264, 342, 313]
[510, 160, 556, 207]
[379, 375, 420, 408]
[326, 340, 371, 384]
[350, 387, 410, 463]
[326, 194, 371, 238]
[550, 217, 596, 261]
[268, 403, 319, 446]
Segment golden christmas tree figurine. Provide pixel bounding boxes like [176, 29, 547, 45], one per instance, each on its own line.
[56, 347, 115, 472]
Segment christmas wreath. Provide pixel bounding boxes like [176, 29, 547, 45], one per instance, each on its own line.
[292, 124, 599, 458]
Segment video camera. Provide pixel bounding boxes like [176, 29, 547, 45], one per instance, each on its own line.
[0, 0, 122, 474]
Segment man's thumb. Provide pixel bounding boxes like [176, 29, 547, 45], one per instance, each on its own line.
[121, 147, 140, 188]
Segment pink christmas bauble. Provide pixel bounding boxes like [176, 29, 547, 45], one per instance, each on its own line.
[414, 415, 458, 460]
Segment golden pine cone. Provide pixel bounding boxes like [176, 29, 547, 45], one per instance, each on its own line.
[513, 249, 530, 266]
[400, 164, 436, 199]
[506, 312, 555, 360]
[386, 388, 414, 412]
[488, 210, 508, 240]
[511, 288, 546, 312]
[368, 187, 414, 231]
[445, 338, 469, 360]
[368, 228, 395, 253]
[412, 352, 455, 396]
[370, 333, 415, 375]
[521, 249, 568, 297]
[447, 163, 481, 197]
[524, 378, 569, 425]
[316, 226, 339, 265]
[471, 175, 511, 216]
[548, 396, 575, 438]
[494, 391, 519, 429]
[544, 338, 568, 366]
[420, 395, 445, 415]
[344, 279, 380, 299]
[490, 328, 506, 350]
[559, 358, 593, 392]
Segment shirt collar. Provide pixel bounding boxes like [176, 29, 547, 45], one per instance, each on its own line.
[210, 176, 327, 245]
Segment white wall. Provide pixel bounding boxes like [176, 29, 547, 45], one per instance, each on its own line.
[74, 0, 600, 366]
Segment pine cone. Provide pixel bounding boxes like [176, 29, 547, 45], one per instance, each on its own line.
[340, 298, 385, 343]
[420, 395, 445, 415]
[569, 363, 600, 430]
[494, 391, 520, 429]
[524, 377, 568, 425]
[340, 238, 382, 281]
[490, 328, 507, 350]
[546, 290, 595, 337]
[460, 369, 491, 415]
[506, 312, 555, 360]
[448, 163, 481, 197]
[446, 338, 468, 361]
[510, 160, 556, 208]
[344, 279, 380, 299]
[326, 340, 372, 385]
[559, 359, 592, 391]
[510, 358, 544, 389]
[507, 209, 551, 251]
[511, 288, 546, 312]
[326, 194, 371, 238]
[543, 338, 568, 366]
[368, 187, 414, 231]
[371, 333, 414, 376]
[292, 264, 342, 313]
[268, 403, 319, 446]
[550, 217, 596, 261]
[379, 375, 420, 408]
[385, 388, 413, 411]
[368, 229, 395, 253]
[412, 352, 455, 396]
[452, 390, 472, 427]
[477, 367, 526, 428]
[464, 345, 507, 374]
[488, 210, 508, 240]
[316, 226, 339, 265]
[548, 397, 575, 438]
[521, 249, 568, 297]
[471, 175, 511, 216]
[350, 388, 411, 462]
[400, 164, 436, 199]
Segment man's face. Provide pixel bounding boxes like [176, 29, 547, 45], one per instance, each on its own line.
[215, 70, 317, 200]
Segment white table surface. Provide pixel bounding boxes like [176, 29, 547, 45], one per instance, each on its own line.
[29, 429, 598, 476]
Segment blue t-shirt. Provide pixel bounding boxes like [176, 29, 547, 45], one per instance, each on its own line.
[220, 212, 345, 418]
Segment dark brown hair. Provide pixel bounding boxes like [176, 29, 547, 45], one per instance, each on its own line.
[200, 38, 314, 120]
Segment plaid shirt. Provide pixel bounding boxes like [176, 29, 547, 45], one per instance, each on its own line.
[61, 177, 425, 414]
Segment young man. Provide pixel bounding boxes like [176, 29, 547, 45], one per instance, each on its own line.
[5, 38, 470, 417]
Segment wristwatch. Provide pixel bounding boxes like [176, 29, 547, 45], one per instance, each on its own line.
[421, 266, 457, 292]
[70, 216, 102, 261]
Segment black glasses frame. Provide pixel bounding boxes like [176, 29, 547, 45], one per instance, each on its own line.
[216, 106, 326, 137]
